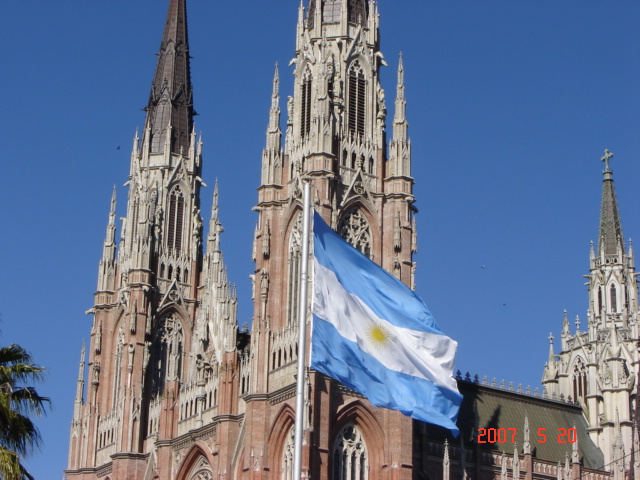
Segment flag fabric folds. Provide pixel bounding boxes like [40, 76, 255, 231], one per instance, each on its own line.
[311, 212, 462, 434]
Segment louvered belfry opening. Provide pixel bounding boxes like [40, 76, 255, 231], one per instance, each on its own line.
[348, 62, 366, 137]
[168, 186, 185, 254]
[301, 71, 313, 138]
[348, 0, 368, 24]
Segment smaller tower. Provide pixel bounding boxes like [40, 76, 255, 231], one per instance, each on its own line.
[543, 150, 639, 470]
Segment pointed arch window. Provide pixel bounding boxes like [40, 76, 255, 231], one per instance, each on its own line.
[339, 209, 372, 258]
[112, 325, 125, 409]
[287, 214, 304, 325]
[301, 68, 313, 138]
[610, 284, 618, 313]
[572, 358, 588, 402]
[168, 186, 185, 254]
[149, 313, 184, 397]
[348, 61, 366, 137]
[282, 427, 295, 480]
[332, 423, 368, 480]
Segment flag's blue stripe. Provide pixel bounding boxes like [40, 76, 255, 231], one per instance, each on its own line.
[311, 314, 462, 434]
[313, 212, 443, 335]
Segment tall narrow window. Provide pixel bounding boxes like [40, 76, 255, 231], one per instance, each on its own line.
[301, 68, 313, 138]
[610, 284, 618, 312]
[149, 313, 184, 397]
[598, 287, 603, 313]
[282, 427, 295, 480]
[112, 325, 125, 409]
[572, 358, 587, 402]
[168, 186, 185, 254]
[287, 214, 303, 325]
[332, 423, 368, 480]
[339, 209, 372, 258]
[348, 62, 366, 137]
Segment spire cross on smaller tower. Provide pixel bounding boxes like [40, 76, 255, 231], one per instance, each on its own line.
[601, 149, 614, 172]
[548, 332, 554, 343]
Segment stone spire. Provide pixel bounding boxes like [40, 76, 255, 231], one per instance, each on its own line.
[599, 149, 624, 258]
[543, 151, 639, 471]
[145, 0, 193, 155]
[261, 63, 282, 186]
[102, 186, 117, 263]
[389, 53, 411, 178]
[442, 439, 450, 480]
[392, 53, 408, 142]
[207, 179, 222, 254]
[73, 340, 86, 421]
[523, 414, 531, 455]
[97, 187, 117, 292]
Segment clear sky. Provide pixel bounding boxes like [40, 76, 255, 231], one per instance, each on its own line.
[1, 1, 639, 478]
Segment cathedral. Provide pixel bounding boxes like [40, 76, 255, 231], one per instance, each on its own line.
[65, 1, 639, 479]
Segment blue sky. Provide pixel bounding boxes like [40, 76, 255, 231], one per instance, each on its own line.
[1, 1, 639, 478]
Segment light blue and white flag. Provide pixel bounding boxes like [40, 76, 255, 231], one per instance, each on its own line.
[311, 212, 462, 434]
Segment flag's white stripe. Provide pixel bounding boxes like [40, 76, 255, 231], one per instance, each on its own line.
[313, 259, 458, 391]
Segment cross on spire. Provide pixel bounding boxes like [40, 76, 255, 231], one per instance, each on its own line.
[601, 149, 614, 172]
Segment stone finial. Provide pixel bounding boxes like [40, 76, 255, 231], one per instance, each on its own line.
[523, 414, 531, 454]
[443, 439, 450, 480]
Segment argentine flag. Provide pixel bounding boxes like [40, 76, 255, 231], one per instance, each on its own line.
[311, 212, 462, 434]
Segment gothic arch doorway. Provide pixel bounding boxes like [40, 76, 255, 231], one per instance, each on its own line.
[175, 446, 215, 480]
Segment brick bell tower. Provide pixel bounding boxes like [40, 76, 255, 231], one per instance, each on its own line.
[66, 0, 239, 478]
[244, 0, 419, 478]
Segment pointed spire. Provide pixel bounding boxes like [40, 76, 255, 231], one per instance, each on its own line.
[544, 332, 558, 382]
[523, 414, 531, 454]
[513, 444, 520, 480]
[396, 52, 405, 98]
[392, 53, 408, 142]
[598, 149, 624, 257]
[272, 62, 279, 100]
[562, 309, 570, 336]
[76, 340, 85, 399]
[261, 63, 282, 186]
[145, 0, 193, 156]
[212, 178, 219, 218]
[73, 340, 86, 420]
[101, 186, 117, 263]
[208, 180, 222, 253]
[548, 333, 556, 363]
[442, 439, 450, 480]
[268, 63, 281, 135]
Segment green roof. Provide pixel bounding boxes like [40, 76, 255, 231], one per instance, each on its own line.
[419, 381, 605, 470]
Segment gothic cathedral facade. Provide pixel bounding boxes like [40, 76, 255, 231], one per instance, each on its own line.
[66, 1, 639, 480]
[67, 1, 417, 479]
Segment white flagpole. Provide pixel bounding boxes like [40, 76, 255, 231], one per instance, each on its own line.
[293, 180, 311, 480]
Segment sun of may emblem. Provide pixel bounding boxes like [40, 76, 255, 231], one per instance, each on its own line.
[365, 322, 392, 349]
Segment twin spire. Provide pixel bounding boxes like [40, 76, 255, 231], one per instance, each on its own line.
[145, 0, 193, 156]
